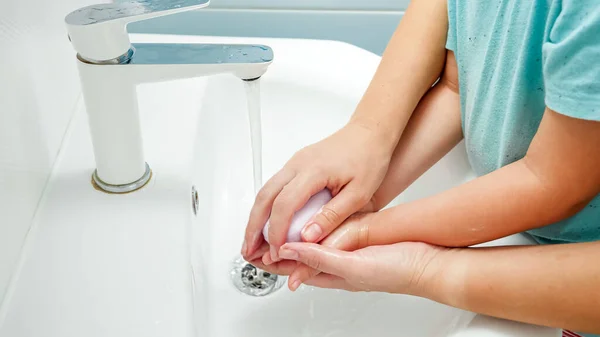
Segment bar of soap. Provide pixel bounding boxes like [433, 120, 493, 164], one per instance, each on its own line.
[263, 189, 332, 243]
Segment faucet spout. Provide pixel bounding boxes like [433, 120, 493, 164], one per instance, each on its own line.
[76, 42, 273, 193]
[119, 43, 273, 81]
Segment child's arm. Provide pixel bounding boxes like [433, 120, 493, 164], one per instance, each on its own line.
[437, 241, 600, 334]
[367, 107, 600, 247]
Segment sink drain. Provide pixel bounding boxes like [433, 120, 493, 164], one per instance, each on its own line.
[231, 256, 285, 296]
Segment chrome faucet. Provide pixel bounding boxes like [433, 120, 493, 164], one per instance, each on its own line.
[65, 0, 273, 193]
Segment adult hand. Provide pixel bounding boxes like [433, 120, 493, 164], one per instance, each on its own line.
[257, 240, 450, 295]
[241, 122, 395, 263]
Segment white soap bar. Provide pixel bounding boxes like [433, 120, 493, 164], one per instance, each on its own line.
[263, 189, 332, 243]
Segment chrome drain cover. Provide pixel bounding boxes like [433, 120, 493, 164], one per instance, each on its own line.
[231, 256, 285, 297]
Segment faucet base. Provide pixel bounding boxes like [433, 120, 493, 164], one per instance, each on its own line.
[91, 162, 152, 194]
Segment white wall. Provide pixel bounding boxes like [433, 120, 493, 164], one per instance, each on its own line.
[129, 0, 405, 57]
[0, 0, 102, 306]
[129, 9, 403, 56]
[210, 0, 409, 10]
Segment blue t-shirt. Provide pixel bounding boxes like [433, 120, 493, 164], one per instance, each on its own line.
[446, 0, 600, 254]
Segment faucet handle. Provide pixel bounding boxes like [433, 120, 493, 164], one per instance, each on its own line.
[65, 0, 210, 63]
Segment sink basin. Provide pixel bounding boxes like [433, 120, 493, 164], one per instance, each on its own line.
[0, 34, 560, 337]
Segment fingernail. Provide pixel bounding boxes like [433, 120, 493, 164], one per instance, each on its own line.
[290, 279, 301, 291]
[248, 250, 264, 262]
[279, 248, 299, 260]
[241, 241, 248, 257]
[270, 245, 280, 262]
[301, 223, 323, 242]
[250, 231, 261, 248]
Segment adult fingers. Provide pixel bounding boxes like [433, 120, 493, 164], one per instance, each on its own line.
[301, 182, 369, 243]
[303, 273, 358, 292]
[242, 169, 295, 259]
[251, 258, 355, 291]
[292, 215, 371, 287]
[278, 243, 360, 281]
[251, 257, 356, 291]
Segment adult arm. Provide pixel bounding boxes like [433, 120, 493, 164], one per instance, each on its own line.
[435, 242, 600, 334]
[349, 0, 449, 138]
[367, 50, 463, 211]
[270, 239, 600, 334]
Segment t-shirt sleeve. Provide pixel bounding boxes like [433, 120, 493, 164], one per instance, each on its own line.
[542, 0, 600, 121]
[445, 0, 457, 52]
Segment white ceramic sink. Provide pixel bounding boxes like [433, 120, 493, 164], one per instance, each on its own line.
[0, 34, 560, 337]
